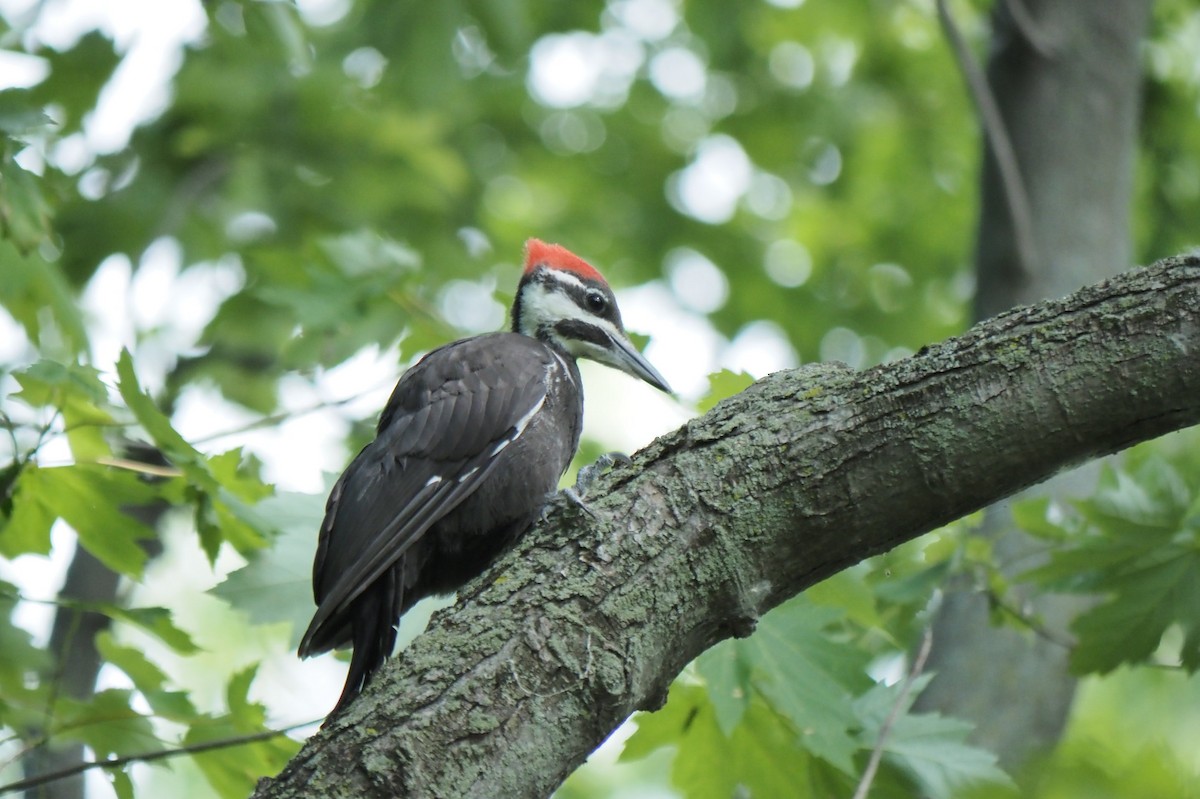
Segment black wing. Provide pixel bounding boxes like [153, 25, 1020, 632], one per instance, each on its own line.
[298, 332, 554, 657]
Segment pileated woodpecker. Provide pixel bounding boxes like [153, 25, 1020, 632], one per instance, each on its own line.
[298, 239, 670, 715]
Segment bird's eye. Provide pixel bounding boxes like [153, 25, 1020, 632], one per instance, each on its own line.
[585, 290, 608, 313]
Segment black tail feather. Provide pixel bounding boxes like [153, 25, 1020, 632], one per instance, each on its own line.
[326, 566, 402, 721]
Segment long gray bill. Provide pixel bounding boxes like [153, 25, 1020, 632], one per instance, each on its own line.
[608, 333, 672, 394]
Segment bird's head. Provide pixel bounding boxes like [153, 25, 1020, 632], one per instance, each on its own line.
[512, 238, 671, 394]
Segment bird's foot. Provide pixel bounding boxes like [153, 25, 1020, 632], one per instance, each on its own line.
[559, 486, 596, 518]
[542, 452, 631, 520]
[575, 451, 631, 495]
[563, 451, 632, 515]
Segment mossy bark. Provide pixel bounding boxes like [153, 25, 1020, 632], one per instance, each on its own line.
[255, 256, 1200, 799]
[921, 0, 1153, 765]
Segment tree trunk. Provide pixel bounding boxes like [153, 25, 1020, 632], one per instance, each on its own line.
[917, 0, 1153, 767]
[254, 256, 1200, 799]
[23, 446, 168, 799]
[24, 547, 119, 799]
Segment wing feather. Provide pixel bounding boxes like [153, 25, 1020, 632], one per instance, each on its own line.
[302, 452, 505, 648]
[299, 333, 555, 656]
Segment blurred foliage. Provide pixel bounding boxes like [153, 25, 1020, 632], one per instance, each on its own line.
[0, 0, 1198, 797]
[1018, 443, 1200, 675]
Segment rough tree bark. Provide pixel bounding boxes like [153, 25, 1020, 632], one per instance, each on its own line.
[917, 0, 1153, 766]
[253, 255, 1200, 799]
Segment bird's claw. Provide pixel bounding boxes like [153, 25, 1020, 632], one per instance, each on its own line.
[561, 486, 598, 518]
[574, 451, 631, 496]
[540, 451, 631, 522]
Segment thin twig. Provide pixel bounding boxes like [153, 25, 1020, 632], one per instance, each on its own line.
[936, 0, 1040, 278]
[92, 456, 184, 478]
[0, 410, 20, 454]
[986, 587, 1076, 649]
[0, 720, 319, 797]
[1002, 0, 1056, 57]
[189, 380, 396, 446]
[851, 627, 934, 799]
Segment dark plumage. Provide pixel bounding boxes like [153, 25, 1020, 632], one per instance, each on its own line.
[298, 239, 670, 716]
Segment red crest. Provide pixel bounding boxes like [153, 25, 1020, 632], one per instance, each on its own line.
[523, 239, 606, 285]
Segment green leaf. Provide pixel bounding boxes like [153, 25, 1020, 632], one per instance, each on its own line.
[620, 681, 701, 763]
[0, 146, 53, 252]
[872, 560, 951, 606]
[0, 249, 87, 350]
[210, 490, 272, 556]
[116, 349, 205, 474]
[623, 683, 851, 799]
[29, 32, 121, 134]
[93, 628, 198, 715]
[0, 579, 50, 693]
[318, 228, 421, 278]
[740, 598, 870, 774]
[117, 350, 275, 560]
[53, 465, 158, 574]
[184, 667, 300, 799]
[11, 358, 115, 460]
[0, 465, 56, 557]
[96, 631, 200, 721]
[97, 637, 196, 721]
[103, 605, 200, 654]
[54, 689, 160, 758]
[854, 679, 1013, 799]
[622, 683, 740, 798]
[1078, 461, 1186, 537]
[1021, 456, 1200, 673]
[808, 568, 882, 630]
[187, 724, 301, 799]
[1011, 496, 1071, 541]
[207, 448, 273, 503]
[695, 641, 751, 736]
[108, 770, 135, 799]
[205, 449, 276, 556]
[1100, 471, 1173, 529]
[0, 90, 53, 136]
[96, 631, 170, 691]
[0, 464, 157, 575]
[1069, 552, 1200, 674]
[634, 597, 873, 781]
[180, 293, 291, 413]
[193, 489, 225, 564]
[96, 634, 195, 711]
[225, 665, 261, 721]
[742, 702, 864, 799]
[698, 369, 755, 413]
[12, 358, 107, 407]
[210, 489, 324, 648]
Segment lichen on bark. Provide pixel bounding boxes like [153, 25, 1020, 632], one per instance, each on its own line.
[255, 256, 1200, 799]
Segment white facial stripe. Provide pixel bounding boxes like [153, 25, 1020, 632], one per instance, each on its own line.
[517, 282, 623, 349]
[544, 268, 587, 292]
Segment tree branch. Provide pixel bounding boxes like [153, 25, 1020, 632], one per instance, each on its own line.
[254, 255, 1200, 799]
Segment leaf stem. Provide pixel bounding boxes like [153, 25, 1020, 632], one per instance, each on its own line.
[851, 627, 934, 799]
